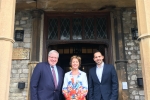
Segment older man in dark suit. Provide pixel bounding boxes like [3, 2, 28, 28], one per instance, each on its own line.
[88, 51, 118, 100]
[30, 50, 64, 100]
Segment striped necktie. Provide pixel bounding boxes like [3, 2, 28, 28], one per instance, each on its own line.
[51, 66, 57, 89]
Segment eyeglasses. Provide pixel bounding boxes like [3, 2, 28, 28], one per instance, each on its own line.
[49, 56, 58, 59]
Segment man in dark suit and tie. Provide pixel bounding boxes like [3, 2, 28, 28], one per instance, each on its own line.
[30, 50, 64, 100]
[88, 51, 118, 100]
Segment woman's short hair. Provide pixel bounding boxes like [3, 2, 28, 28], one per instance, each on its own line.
[70, 55, 81, 68]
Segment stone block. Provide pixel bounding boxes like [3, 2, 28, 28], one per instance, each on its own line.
[12, 60, 17, 65]
[13, 43, 19, 48]
[140, 96, 145, 100]
[131, 55, 137, 59]
[21, 17, 28, 20]
[24, 38, 31, 43]
[15, 27, 23, 30]
[12, 69, 18, 73]
[132, 90, 138, 95]
[135, 95, 139, 99]
[125, 47, 128, 50]
[20, 74, 28, 78]
[15, 21, 19, 25]
[13, 64, 21, 68]
[128, 51, 132, 55]
[132, 17, 137, 20]
[9, 93, 23, 97]
[9, 88, 21, 93]
[131, 75, 137, 80]
[9, 83, 18, 88]
[23, 69, 29, 73]
[21, 64, 28, 68]
[22, 91, 27, 96]
[20, 20, 26, 25]
[18, 69, 22, 73]
[23, 43, 31, 48]
[122, 18, 125, 20]
[127, 42, 134, 46]
[24, 33, 31, 38]
[129, 86, 134, 88]
[9, 97, 16, 100]
[18, 43, 25, 47]
[14, 97, 24, 100]
[139, 90, 144, 95]
[129, 47, 133, 50]
[130, 81, 135, 85]
[12, 74, 19, 78]
[20, 60, 29, 64]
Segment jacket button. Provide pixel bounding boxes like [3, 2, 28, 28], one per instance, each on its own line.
[54, 91, 55, 92]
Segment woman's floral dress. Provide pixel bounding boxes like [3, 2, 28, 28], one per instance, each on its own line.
[62, 70, 88, 100]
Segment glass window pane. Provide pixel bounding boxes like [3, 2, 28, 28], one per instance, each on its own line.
[58, 49, 63, 54]
[60, 18, 70, 40]
[82, 47, 86, 53]
[72, 18, 82, 40]
[87, 49, 92, 53]
[48, 18, 58, 40]
[96, 17, 107, 39]
[64, 49, 69, 54]
[84, 18, 94, 39]
[70, 48, 73, 53]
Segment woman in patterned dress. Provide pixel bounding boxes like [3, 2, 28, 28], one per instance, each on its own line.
[62, 55, 88, 100]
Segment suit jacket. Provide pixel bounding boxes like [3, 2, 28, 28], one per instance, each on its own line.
[88, 63, 118, 100]
[30, 62, 64, 100]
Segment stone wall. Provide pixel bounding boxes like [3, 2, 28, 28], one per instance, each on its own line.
[9, 11, 32, 100]
[122, 8, 144, 100]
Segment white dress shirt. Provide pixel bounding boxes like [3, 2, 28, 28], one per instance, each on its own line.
[50, 65, 59, 84]
[96, 62, 104, 82]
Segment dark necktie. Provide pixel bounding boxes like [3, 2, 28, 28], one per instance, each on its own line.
[51, 66, 57, 89]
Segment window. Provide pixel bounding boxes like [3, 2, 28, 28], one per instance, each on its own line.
[47, 14, 109, 40]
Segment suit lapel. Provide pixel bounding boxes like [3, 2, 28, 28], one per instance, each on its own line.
[93, 66, 101, 84]
[45, 63, 55, 87]
[101, 64, 106, 83]
[56, 66, 61, 89]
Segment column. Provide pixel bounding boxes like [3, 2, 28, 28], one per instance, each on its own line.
[27, 61, 39, 100]
[0, 0, 16, 99]
[31, 9, 43, 61]
[136, 0, 150, 99]
[27, 9, 43, 100]
[113, 8, 129, 100]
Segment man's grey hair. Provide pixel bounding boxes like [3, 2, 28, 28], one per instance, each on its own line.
[48, 50, 59, 58]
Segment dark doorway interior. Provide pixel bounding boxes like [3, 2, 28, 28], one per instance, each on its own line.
[49, 43, 107, 74]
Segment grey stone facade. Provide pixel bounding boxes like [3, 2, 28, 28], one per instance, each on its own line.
[123, 8, 144, 100]
[9, 9, 145, 100]
[10, 11, 32, 100]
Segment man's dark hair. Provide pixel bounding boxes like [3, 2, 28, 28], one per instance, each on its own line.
[93, 50, 104, 57]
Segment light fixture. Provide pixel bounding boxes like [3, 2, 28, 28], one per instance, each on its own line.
[131, 28, 138, 40]
[137, 78, 143, 87]
[18, 81, 25, 89]
[15, 30, 24, 41]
